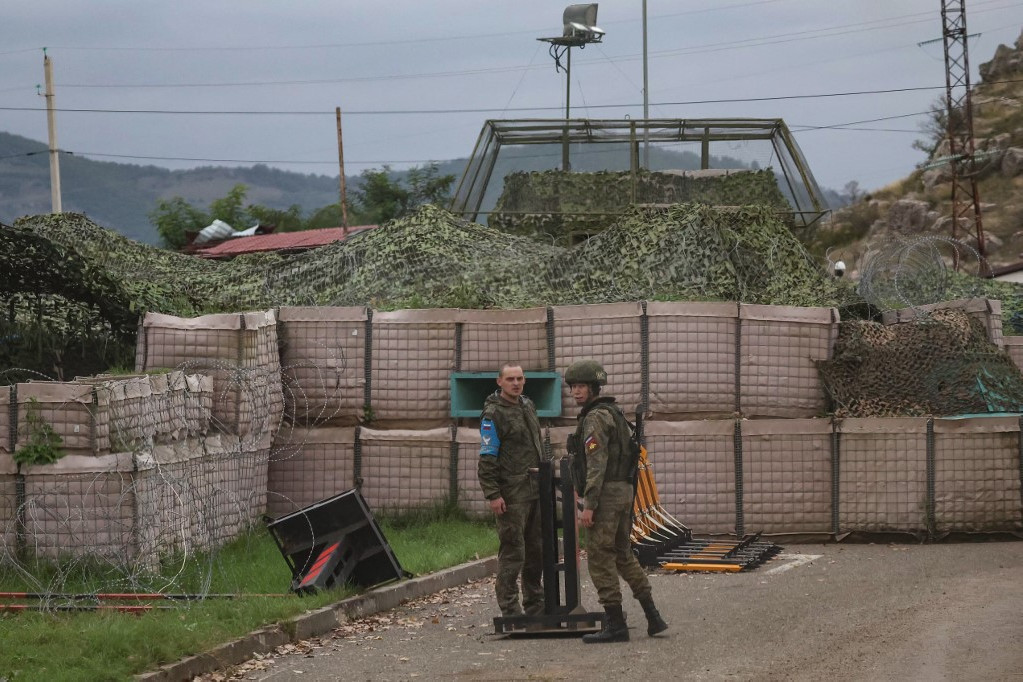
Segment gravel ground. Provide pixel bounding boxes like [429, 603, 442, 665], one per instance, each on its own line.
[194, 541, 1023, 681]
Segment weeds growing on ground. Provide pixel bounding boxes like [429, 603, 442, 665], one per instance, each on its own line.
[0, 514, 497, 681]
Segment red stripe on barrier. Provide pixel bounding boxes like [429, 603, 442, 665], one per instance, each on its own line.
[299, 543, 340, 587]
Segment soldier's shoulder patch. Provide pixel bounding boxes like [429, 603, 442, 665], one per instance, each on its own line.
[584, 436, 599, 452]
[480, 418, 500, 457]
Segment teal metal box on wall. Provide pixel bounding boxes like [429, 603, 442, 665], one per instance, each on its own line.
[450, 371, 562, 418]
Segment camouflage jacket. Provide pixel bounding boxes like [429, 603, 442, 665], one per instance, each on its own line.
[571, 396, 635, 511]
[478, 391, 543, 504]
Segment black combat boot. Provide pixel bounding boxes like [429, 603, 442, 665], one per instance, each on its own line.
[582, 604, 629, 643]
[639, 597, 668, 636]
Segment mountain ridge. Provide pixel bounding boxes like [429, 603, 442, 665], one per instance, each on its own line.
[0, 129, 850, 246]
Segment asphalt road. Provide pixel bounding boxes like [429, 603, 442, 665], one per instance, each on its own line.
[196, 541, 1023, 681]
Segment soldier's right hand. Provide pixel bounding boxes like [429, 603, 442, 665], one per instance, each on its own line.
[489, 497, 507, 515]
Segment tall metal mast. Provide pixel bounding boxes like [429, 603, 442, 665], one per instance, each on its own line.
[940, 0, 985, 262]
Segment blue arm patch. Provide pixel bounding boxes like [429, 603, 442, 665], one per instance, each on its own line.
[479, 418, 500, 457]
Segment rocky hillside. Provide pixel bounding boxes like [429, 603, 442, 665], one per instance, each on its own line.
[810, 28, 1023, 275]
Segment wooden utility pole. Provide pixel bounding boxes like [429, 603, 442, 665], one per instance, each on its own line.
[335, 107, 349, 235]
[43, 50, 62, 214]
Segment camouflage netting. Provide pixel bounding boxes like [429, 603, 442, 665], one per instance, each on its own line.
[817, 309, 1023, 417]
[489, 168, 791, 241]
[2, 202, 840, 326]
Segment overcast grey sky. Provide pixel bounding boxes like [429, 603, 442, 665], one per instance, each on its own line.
[1, 0, 1021, 194]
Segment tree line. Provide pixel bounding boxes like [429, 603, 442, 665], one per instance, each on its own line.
[150, 164, 455, 250]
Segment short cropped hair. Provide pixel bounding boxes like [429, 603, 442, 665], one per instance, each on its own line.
[498, 362, 523, 378]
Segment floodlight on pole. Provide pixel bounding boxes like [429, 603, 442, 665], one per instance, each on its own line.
[538, 4, 604, 170]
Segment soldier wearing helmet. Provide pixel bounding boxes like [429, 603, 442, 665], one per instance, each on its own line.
[565, 359, 668, 643]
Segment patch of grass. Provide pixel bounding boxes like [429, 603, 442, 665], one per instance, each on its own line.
[382, 513, 497, 576]
[0, 515, 497, 681]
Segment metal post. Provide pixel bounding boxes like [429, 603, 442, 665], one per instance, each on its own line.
[563, 48, 572, 171]
[701, 127, 710, 170]
[566, 46, 572, 120]
[642, 0, 650, 168]
[43, 52, 62, 214]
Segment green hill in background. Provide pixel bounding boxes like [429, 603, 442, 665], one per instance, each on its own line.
[0, 132, 348, 244]
[0, 130, 849, 245]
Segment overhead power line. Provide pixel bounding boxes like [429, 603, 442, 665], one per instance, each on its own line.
[6, 81, 1011, 118]
[37, 109, 939, 167]
[32, 3, 1022, 91]
[17, 1, 795, 54]
[63, 152, 423, 166]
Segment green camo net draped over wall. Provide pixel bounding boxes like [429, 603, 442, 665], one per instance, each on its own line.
[1, 202, 841, 327]
[489, 168, 792, 242]
[817, 309, 1023, 417]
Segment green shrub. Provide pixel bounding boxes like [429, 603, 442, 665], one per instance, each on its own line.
[14, 397, 65, 466]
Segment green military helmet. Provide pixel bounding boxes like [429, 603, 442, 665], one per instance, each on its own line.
[564, 359, 608, 386]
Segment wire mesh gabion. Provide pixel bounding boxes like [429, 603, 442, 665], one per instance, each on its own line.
[0, 351, 342, 610]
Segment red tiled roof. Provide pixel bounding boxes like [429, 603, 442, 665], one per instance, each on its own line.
[193, 225, 378, 258]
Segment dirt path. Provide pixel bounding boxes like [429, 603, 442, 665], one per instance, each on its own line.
[195, 541, 1023, 681]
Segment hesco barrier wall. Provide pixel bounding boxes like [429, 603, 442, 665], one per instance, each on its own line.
[276, 307, 367, 426]
[0, 371, 274, 569]
[3, 299, 1023, 567]
[264, 415, 1023, 533]
[268, 425, 356, 517]
[1, 385, 12, 456]
[1004, 335, 1023, 369]
[136, 310, 285, 438]
[273, 301, 840, 427]
[0, 451, 15, 552]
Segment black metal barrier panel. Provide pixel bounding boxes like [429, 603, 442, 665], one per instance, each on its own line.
[493, 459, 603, 636]
[265, 488, 407, 595]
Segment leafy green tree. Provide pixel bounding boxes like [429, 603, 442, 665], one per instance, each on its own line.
[149, 197, 210, 250]
[247, 203, 304, 232]
[353, 163, 455, 225]
[208, 184, 250, 229]
[305, 202, 349, 230]
[354, 166, 410, 224]
[148, 164, 457, 250]
[408, 164, 456, 208]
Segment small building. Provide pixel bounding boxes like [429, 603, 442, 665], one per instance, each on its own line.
[190, 225, 378, 260]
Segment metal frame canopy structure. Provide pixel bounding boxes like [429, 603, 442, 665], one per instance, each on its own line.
[450, 118, 830, 231]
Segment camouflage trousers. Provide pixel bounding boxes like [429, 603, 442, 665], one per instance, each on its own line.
[495, 499, 543, 617]
[586, 482, 651, 607]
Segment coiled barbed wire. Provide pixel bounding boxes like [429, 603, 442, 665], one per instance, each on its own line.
[857, 235, 987, 313]
[0, 346, 351, 610]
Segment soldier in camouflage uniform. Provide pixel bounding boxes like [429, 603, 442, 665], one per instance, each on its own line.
[478, 363, 544, 617]
[565, 359, 668, 643]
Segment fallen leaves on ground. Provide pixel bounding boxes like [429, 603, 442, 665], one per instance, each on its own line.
[191, 578, 496, 681]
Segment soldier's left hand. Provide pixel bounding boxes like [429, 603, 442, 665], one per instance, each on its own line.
[579, 508, 594, 528]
